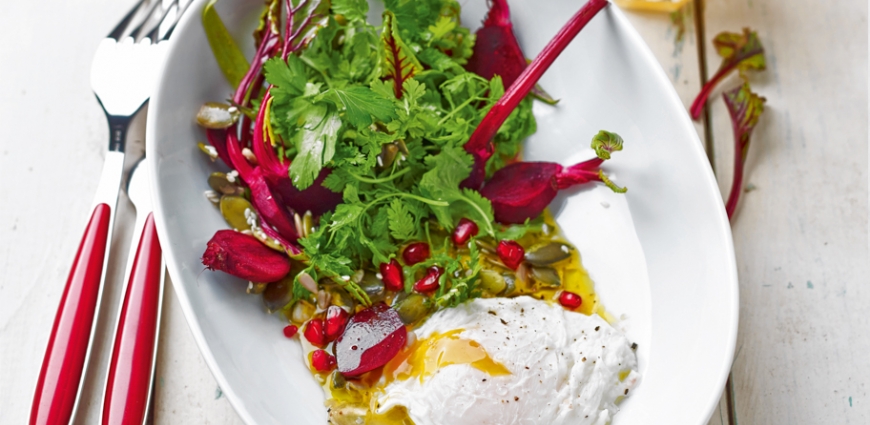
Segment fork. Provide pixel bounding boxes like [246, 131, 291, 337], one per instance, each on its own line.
[29, 2, 186, 424]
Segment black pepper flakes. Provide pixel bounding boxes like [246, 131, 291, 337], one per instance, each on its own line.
[595, 326, 600, 331]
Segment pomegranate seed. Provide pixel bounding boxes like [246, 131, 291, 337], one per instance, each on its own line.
[310, 349, 337, 372]
[402, 242, 430, 265]
[283, 324, 298, 338]
[304, 318, 327, 347]
[334, 303, 407, 376]
[413, 266, 444, 293]
[452, 218, 479, 245]
[325, 306, 350, 342]
[380, 259, 404, 291]
[559, 291, 583, 309]
[497, 240, 525, 270]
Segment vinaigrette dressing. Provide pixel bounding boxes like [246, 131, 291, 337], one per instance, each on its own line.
[318, 211, 616, 424]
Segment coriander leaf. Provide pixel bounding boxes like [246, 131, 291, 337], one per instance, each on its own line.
[386, 198, 418, 240]
[690, 28, 766, 120]
[723, 82, 765, 219]
[331, 0, 368, 21]
[330, 86, 397, 127]
[289, 104, 343, 189]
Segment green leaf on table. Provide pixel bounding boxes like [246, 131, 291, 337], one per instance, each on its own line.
[202, 0, 250, 88]
[713, 28, 766, 77]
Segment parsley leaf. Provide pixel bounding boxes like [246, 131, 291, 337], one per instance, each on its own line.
[288, 102, 343, 189]
[328, 86, 397, 127]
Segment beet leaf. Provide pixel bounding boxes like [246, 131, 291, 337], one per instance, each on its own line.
[282, 0, 330, 58]
[690, 28, 766, 121]
[722, 83, 765, 219]
[381, 11, 423, 99]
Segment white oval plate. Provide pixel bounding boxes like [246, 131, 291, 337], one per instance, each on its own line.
[148, 1, 738, 423]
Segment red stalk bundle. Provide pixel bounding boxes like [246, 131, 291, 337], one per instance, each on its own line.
[462, 0, 609, 189]
[202, 230, 292, 282]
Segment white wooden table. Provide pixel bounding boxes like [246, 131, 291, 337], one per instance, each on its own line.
[1, 1, 867, 424]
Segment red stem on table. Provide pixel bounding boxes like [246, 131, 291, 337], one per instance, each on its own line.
[724, 128, 746, 220]
[689, 65, 731, 121]
[464, 0, 608, 160]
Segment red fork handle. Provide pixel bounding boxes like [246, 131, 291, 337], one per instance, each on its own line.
[102, 213, 163, 425]
[31, 203, 112, 425]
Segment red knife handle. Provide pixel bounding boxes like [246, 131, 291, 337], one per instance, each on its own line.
[102, 213, 163, 425]
[31, 203, 112, 425]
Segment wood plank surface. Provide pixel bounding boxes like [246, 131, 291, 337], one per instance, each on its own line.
[0, 0, 866, 424]
[700, 0, 870, 423]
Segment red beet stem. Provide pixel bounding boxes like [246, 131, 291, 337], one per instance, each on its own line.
[465, 0, 608, 162]
[202, 230, 292, 282]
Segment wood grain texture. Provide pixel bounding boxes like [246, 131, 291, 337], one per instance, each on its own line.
[701, 0, 870, 423]
[2, 0, 866, 424]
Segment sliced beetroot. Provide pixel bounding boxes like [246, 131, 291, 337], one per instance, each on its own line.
[335, 303, 407, 377]
[480, 130, 625, 224]
[202, 230, 292, 282]
[466, 0, 527, 89]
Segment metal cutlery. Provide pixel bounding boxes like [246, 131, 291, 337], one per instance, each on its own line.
[30, 2, 186, 424]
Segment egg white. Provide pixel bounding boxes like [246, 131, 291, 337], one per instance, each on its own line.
[376, 296, 640, 425]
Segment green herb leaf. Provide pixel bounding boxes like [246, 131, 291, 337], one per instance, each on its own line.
[288, 103, 343, 189]
[332, 0, 369, 21]
[330, 86, 398, 127]
[386, 198, 418, 240]
[202, 0, 250, 88]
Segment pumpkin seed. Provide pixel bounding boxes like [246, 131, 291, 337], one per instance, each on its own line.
[524, 242, 573, 266]
[263, 276, 294, 313]
[208, 172, 245, 196]
[359, 271, 386, 303]
[377, 143, 399, 169]
[479, 269, 507, 295]
[247, 282, 268, 295]
[530, 266, 561, 287]
[394, 293, 429, 325]
[219, 195, 252, 231]
[196, 102, 240, 129]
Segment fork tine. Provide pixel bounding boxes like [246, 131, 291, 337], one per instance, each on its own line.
[143, 0, 186, 42]
[129, 0, 165, 41]
[107, 0, 150, 40]
[161, 0, 193, 40]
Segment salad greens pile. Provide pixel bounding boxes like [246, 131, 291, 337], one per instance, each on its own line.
[208, 0, 536, 307]
[200, 0, 618, 310]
